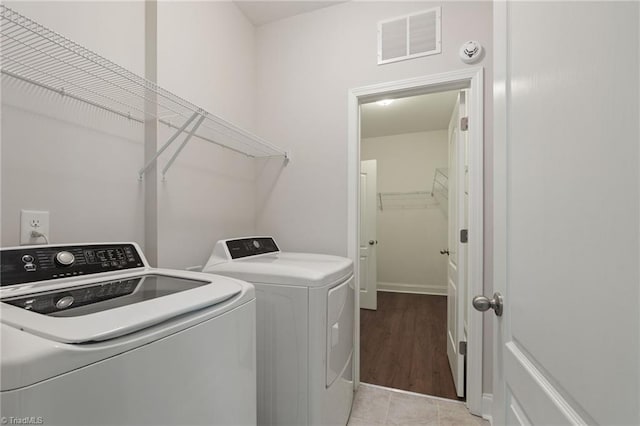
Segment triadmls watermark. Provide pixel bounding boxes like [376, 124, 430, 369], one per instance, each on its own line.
[1, 417, 44, 425]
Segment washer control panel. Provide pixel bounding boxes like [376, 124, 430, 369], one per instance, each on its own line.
[4, 277, 139, 315]
[226, 237, 280, 259]
[0, 243, 144, 286]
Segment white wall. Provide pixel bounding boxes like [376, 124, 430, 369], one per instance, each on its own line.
[254, 1, 493, 393]
[155, 1, 259, 269]
[1, 1, 146, 247]
[1, 2, 260, 271]
[362, 130, 448, 295]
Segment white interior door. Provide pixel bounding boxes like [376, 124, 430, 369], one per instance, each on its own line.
[359, 160, 377, 310]
[492, 2, 640, 425]
[446, 91, 467, 398]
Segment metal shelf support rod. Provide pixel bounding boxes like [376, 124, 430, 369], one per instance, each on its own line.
[138, 111, 199, 180]
[161, 114, 206, 179]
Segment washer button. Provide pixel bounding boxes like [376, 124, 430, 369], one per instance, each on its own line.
[21, 254, 34, 263]
[56, 296, 74, 310]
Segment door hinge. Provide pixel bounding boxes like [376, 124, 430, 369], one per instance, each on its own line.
[459, 341, 467, 356]
[460, 116, 469, 131]
[460, 229, 468, 243]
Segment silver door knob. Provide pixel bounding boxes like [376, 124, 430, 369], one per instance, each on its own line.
[472, 292, 503, 316]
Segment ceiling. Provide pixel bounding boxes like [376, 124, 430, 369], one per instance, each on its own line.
[234, 1, 347, 27]
[360, 91, 460, 139]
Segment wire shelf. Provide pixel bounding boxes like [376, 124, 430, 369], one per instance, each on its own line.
[377, 191, 440, 211]
[0, 5, 288, 167]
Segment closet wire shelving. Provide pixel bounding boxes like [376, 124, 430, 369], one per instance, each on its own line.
[376, 168, 449, 211]
[0, 5, 289, 179]
[377, 191, 436, 211]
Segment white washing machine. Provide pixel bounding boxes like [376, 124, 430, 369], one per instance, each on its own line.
[202, 237, 354, 426]
[1, 242, 257, 426]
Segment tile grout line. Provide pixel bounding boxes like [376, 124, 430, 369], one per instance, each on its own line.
[349, 384, 392, 424]
[383, 388, 392, 425]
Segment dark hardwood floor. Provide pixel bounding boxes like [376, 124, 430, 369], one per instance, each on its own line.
[360, 291, 463, 401]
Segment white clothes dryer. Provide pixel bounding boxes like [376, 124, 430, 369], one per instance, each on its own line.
[202, 237, 354, 426]
[1, 242, 256, 426]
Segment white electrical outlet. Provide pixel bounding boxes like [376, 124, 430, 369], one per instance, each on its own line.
[20, 210, 50, 245]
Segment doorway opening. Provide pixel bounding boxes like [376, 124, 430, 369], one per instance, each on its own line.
[347, 69, 484, 415]
[359, 89, 464, 400]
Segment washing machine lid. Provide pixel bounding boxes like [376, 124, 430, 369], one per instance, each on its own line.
[204, 252, 353, 287]
[0, 271, 243, 343]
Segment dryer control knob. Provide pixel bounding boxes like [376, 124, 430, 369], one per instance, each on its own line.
[55, 251, 75, 267]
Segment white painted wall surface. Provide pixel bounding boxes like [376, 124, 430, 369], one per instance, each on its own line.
[254, 0, 494, 393]
[156, 1, 259, 269]
[1, 1, 261, 272]
[361, 131, 448, 295]
[1, 1, 145, 247]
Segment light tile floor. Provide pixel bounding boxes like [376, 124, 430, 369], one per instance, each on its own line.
[348, 383, 490, 426]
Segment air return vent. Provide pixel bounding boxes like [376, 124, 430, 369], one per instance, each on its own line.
[377, 7, 441, 65]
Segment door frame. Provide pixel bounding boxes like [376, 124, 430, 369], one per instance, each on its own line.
[347, 68, 485, 415]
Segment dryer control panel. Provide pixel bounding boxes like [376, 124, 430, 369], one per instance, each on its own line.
[0, 243, 144, 286]
[225, 237, 280, 259]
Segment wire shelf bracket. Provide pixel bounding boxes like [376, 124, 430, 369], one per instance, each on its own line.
[137, 112, 210, 180]
[430, 168, 449, 199]
[0, 5, 290, 179]
[161, 114, 206, 180]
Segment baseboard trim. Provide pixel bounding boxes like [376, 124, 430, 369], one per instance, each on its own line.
[482, 393, 493, 424]
[378, 282, 447, 296]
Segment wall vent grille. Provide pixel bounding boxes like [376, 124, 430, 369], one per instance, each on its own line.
[378, 7, 441, 65]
